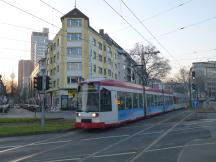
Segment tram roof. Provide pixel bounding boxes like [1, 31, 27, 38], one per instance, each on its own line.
[80, 79, 173, 94]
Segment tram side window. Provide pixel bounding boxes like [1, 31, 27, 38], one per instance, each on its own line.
[154, 95, 158, 106]
[159, 95, 163, 106]
[126, 93, 132, 109]
[133, 93, 139, 109]
[117, 92, 125, 110]
[139, 94, 143, 108]
[100, 88, 112, 112]
[147, 94, 152, 107]
[165, 96, 170, 105]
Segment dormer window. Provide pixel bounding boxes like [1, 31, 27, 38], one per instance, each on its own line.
[67, 19, 82, 27]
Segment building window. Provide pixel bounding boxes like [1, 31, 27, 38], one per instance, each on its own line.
[104, 57, 106, 63]
[99, 42, 102, 50]
[98, 67, 103, 74]
[67, 19, 82, 27]
[93, 65, 96, 72]
[57, 65, 59, 72]
[93, 51, 96, 59]
[115, 64, 117, 69]
[108, 58, 112, 65]
[67, 62, 82, 71]
[57, 38, 59, 46]
[57, 79, 59, 86]
[53, 68, 56, 75]
[115, 73, 117, 79]
[108, 46, 112, 54]
[103, 45, 106, 51]
[67, 33, 82, 41]
[108, 69, 111, 76]
[67, 76, 80, 84]
[57, 52, 59, 60]
[99, 55, 102, 62]
[93, 38, 96, 46]
[104, 69, 106, 75]
[67, 47, 82, 57]
[53, 81, 56, 88]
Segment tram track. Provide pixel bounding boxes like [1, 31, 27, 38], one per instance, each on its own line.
[5, 110, 186, 162]
[77, 110, 189, 162]
[3, 110, 215, 162]
[127, 113, 192, 162]
[2, 110, 199, 162]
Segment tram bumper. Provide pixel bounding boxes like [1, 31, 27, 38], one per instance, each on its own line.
[75, 122, 106, 129]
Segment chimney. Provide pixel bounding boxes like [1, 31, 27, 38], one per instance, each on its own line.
[99, 29, 104, 35]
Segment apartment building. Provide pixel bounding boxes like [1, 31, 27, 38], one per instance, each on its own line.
[192, 61, 216, 98]
[46, 8, 140, 111]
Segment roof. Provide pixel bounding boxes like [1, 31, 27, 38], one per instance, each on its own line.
[61, 8, 89, 21]
[80, 79, 172, 94]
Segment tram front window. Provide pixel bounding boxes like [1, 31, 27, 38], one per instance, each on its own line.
[81, 92, 99, 112]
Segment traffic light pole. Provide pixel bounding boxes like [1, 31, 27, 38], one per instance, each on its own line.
[189, 67, 192, 107]
[41, 75, 46, 128]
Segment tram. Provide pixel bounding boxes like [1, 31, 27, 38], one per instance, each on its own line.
[75, 79, 188, 128]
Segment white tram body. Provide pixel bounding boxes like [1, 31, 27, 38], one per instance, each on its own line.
[75, 79, 188, 128]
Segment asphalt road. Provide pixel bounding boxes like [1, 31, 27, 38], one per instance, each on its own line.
[0, 109, 216, 162]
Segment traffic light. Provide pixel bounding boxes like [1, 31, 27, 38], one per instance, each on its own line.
[45, 76, 51, 90]
[192, 71, 195, 80]
[34, 76, 43, 90]
[192, 83, 196, 91]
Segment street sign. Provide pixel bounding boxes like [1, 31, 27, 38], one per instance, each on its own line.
[192, 100, 199, 108]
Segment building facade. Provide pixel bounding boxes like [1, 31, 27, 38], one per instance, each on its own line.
[31, 28, 49, 66]
[192, 61, 216, 99]
[18, 60, 34, 100]
[45, 8, 141, 111]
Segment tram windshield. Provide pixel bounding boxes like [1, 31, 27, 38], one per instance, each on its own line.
[78, 83, 99, 112]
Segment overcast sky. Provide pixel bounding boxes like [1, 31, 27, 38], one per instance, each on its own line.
[0, 0, 215, 81]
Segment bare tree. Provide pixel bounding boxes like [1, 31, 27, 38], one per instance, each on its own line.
[130, 43, 171, 85]
[166, 67, 189, 93]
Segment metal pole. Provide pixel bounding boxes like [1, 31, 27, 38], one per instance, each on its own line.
[141, 54, 147, 117]
[189, 67, 192, 107]
[41, 75, 46, 128]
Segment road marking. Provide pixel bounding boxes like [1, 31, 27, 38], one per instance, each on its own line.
[9, 141, 72, 162]
[146, 141, 216, 152]
[0, 146, 15, 149]
[128, 113, 192, 162]
[77, 111, 186, 162]
[44, 157, 81, 162]
[0, 130, 79, 153]
[184, 119, 216, 126]
[94, 151, 136, 158]
[81, 134, 130, 141]
[138, 131, 163, 135]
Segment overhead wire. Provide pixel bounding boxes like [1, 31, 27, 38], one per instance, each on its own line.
[111, 0, 193, 34]
[0, 0, 61, 30]
[103, 0, 153, 45]
[1, 0, 215, 65]
[120, 0, 182, 67]
[39, 0, 64, 15]
[156, 16, 216, 38]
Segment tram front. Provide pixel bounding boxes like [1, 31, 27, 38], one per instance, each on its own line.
[75, 81, 114, 128]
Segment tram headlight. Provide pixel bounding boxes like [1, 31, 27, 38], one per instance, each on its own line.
[91, 113, 99, 118]
[76, 112, 81, 117]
